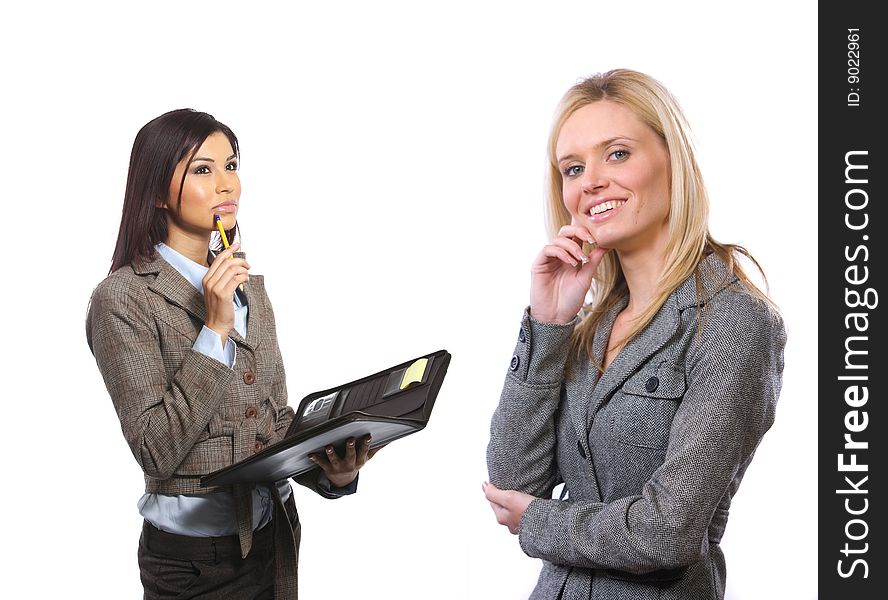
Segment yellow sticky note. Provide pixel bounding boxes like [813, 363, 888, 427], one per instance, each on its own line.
[399, 358, 429, 390]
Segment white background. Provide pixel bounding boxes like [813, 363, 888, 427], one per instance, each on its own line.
[1, 2, 816, 598]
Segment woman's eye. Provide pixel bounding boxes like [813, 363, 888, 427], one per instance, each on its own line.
[193, 165, 211, 175]
[608, 149, 629, 161]
[226, 162, 238, 171]
[563, 165, 584, 177]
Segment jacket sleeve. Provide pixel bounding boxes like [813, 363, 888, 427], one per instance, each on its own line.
[487, 307, 579, 498]
[86, 279, 235, 480]
[517, 292, 786, 573]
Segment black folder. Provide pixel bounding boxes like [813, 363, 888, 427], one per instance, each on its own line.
[201, 350, 451, 487]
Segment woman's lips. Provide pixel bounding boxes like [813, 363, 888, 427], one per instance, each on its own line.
[213, 203, 238, 213]
[587, 199, 626, 222]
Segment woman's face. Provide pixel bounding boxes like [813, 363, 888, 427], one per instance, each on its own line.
[555, 100, 671, 254]
[162, 131, 240, 237]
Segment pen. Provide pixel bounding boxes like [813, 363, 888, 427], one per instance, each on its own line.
[214, 214, 245, 292]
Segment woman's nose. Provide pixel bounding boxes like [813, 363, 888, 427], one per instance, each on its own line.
[581, 168, 608, 194]
[216, 171, 237, 194]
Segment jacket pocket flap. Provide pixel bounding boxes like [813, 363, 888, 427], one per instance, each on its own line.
[620, 365, 686, 399]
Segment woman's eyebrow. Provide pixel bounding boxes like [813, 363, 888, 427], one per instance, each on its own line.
[190, 153, 237, 164]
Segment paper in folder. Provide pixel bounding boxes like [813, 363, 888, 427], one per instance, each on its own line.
[202, 350, 451, 487]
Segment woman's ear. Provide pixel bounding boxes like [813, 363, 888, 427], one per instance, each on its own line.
[155, 198, 167, 209]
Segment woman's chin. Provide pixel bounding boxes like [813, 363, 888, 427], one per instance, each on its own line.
[211, 215, 237, 229]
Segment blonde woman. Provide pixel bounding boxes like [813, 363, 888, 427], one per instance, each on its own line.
[484, 70, 786, 599]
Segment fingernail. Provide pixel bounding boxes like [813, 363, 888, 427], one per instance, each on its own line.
[326, 447, 334, 453]
[348, 441, 355, 446]
[570, 260, 578, 267]
[581, 256, 589, 264]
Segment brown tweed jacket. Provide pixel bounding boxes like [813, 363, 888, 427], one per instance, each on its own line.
[86, 250, 335, 599]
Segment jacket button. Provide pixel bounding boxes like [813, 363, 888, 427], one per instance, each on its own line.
[509, 355, 520, 371]
[254, 440, 264, 453]
[243, 370, 256, 385]
[645, 376, 659, 393]
[577, 440, 586, 458]
[244, 406, 258, 418]
[518, 328, 526, 343]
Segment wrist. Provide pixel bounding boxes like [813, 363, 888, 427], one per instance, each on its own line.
[327, 471, 357, 489]
[529, 307, 575, 325]
[205, 321, 231, 339]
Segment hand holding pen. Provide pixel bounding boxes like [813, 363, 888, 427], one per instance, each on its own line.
[215, 214, 245, 293]
[202, 216, 249, 342]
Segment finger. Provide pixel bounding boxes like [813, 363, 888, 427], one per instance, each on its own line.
[325, 445, 342, 470]
[489, 503, 512, 528]
[203, 258, 250, 291]
[549, 236, 589, 265]
[577, 246, 609, 279]
[566, 217, 596, 243]
[206, 257, 250, 287]
[210, 267, 250, 298]
[205, 241, 241, 277]
[308, 452, 330, 469]
[357, 435, 372, 464]
[343, 437, 357, 468]
[483, 481, 507, 505]
[558, 223, 595, 245]
[539, 244, 580, 268]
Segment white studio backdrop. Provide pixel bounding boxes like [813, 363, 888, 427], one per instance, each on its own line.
[1, 2, 816, 599]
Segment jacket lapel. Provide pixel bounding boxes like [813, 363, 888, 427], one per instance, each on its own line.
[585, 295, 682, 428]
[136, 253, 209, 325]
[135, 251, 262, 352]
[240, 277, 263, 351]
[569, 296, 625, 460]
[577, 252, 738, 431]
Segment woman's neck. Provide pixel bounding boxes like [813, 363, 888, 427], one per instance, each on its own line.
[615, 244, 666, 318]
[164, 229, 212, 267]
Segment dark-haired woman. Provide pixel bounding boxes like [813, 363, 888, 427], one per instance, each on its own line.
[87, 109, 377, 600]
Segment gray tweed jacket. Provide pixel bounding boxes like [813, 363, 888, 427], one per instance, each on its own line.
[487, 252, 786, 600]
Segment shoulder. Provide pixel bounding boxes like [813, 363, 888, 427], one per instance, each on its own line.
[86, 267, 155, 351]
[673, 249, 785, 342]
[705, 280, 784, 335]
[90, 265, 148, 305]
[87, 265, 157, 327]
[684, 280, 786, 371]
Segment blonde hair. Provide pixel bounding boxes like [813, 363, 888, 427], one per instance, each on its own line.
[545, 69, 775, 370]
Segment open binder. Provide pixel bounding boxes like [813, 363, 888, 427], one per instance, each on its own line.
[202, 349, 451, 487]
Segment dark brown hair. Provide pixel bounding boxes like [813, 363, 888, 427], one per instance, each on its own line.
[109, 109, 239, 273]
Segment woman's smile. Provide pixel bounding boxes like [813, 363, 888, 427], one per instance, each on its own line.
[584, 197, 629, 222]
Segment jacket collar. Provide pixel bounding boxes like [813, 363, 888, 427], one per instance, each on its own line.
[132, 251, 262, 350]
